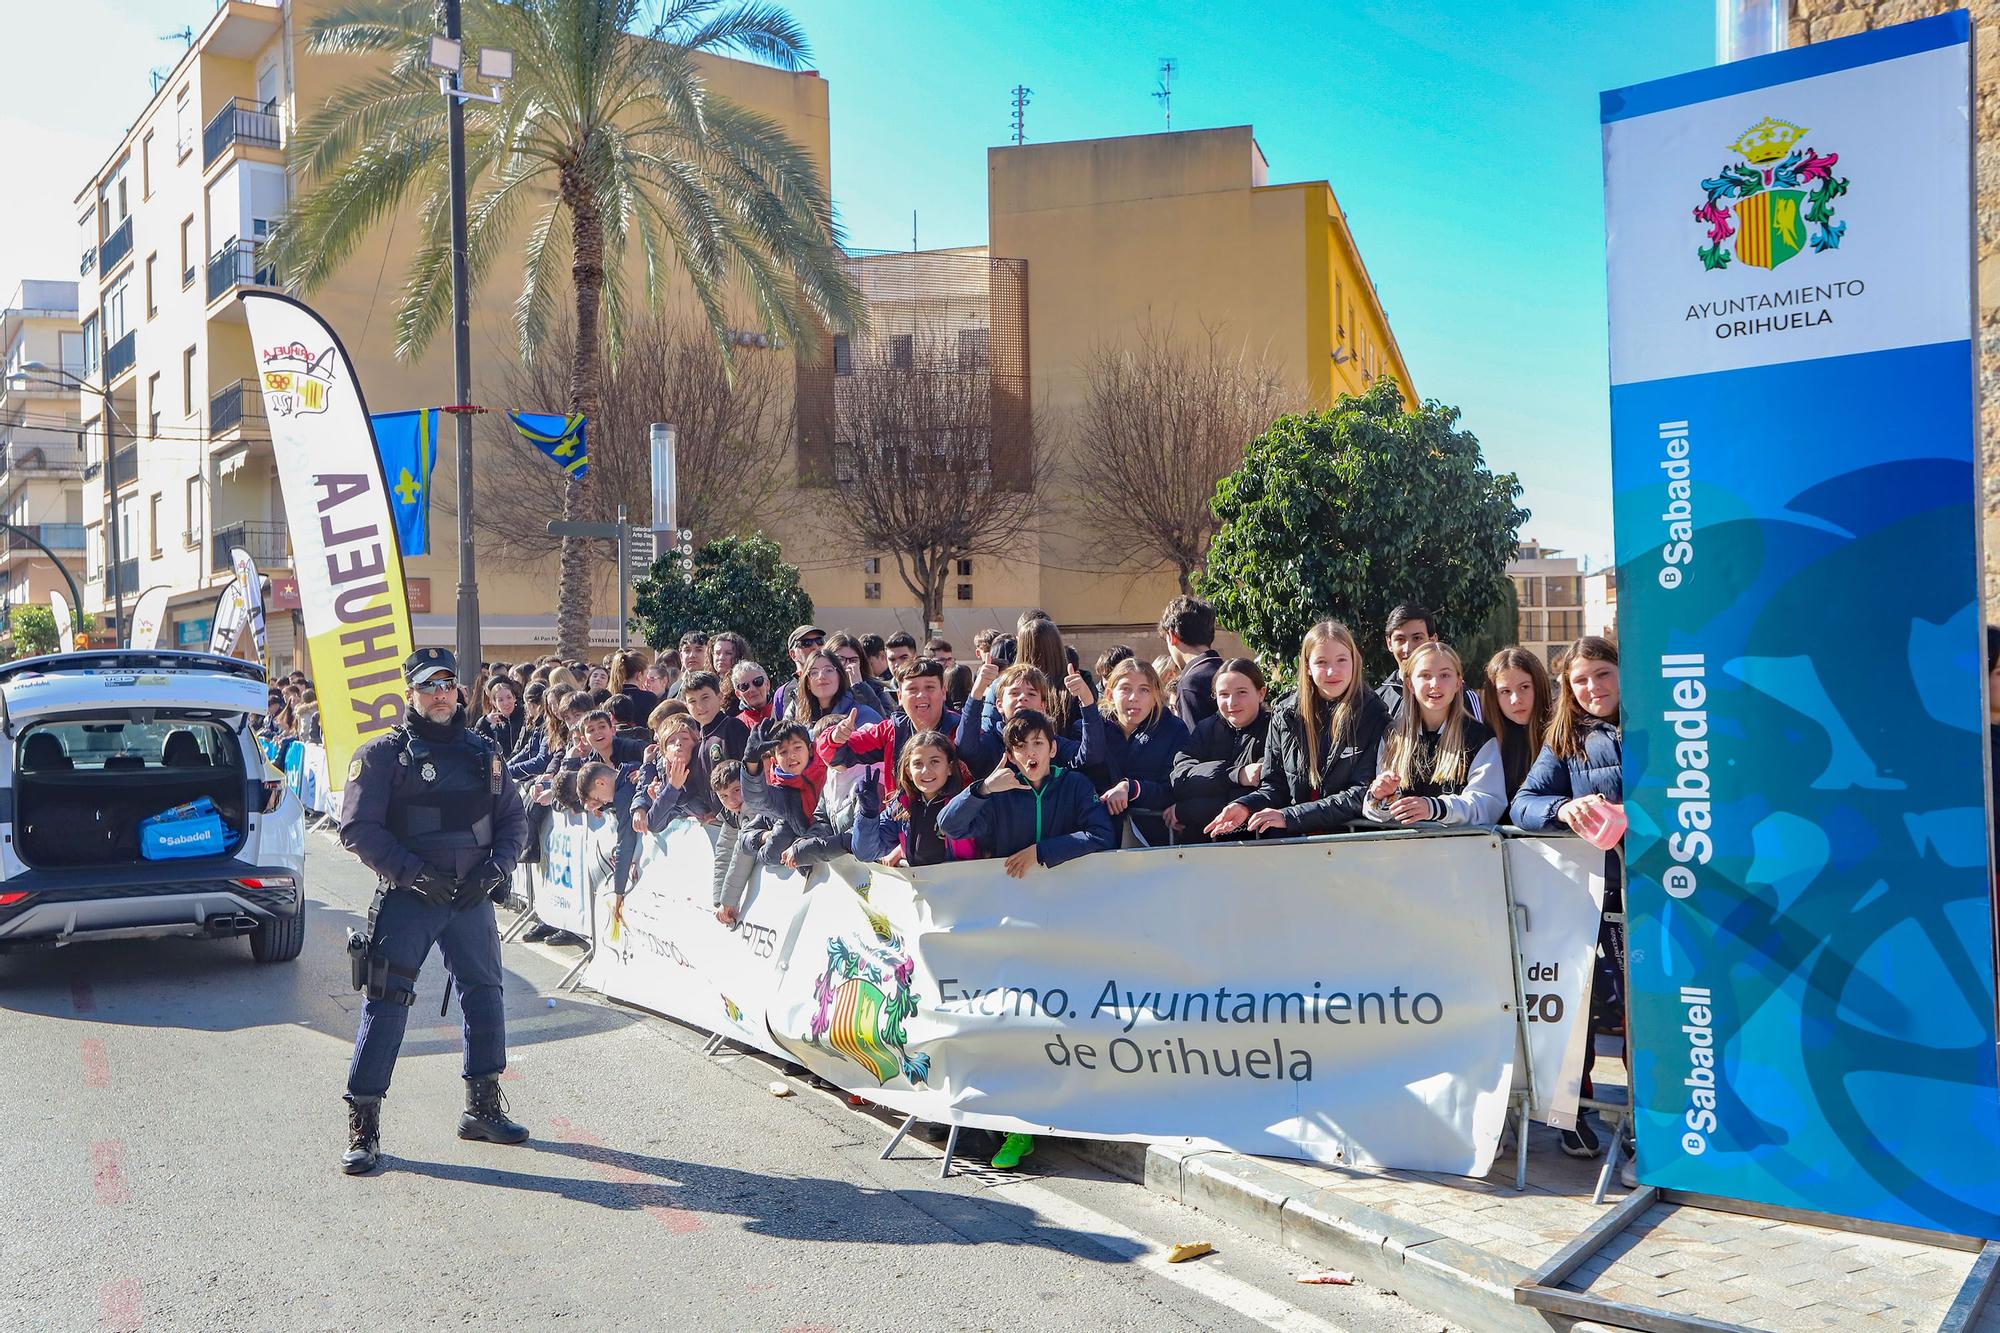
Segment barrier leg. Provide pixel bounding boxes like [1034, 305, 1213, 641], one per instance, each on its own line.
[1594, 1106, 1630, 1205]
[938, 1125, 960, 1180]
[1515, 1091, 1531, 1192]
[880, 1114, 918, 1162]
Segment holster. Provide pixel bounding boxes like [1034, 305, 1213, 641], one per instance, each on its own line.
[349, 887, 418, 1007]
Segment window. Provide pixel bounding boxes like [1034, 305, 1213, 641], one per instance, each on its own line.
[182, 347, 196, 416]
[80, 316, 99, 376]
[184, 475, 201, 548]
[956, 558, 973, 576]
[890, 334, 914, 371]
[145, 254, 158, 318]
[147, 373, 161, 438]
[148, 493, 162, 557]
[957, 328, 990, 371]
[861, 556, 879, 574]
[956, 584, 974, 602]
[103, 282, 129, 342]
[175, 88, 192, 160]
[864, 582, 881, 602]
[1335, 277, 1345, 335]
[141, 132, 153, 198]
[179, 217, 195, 287]
[59, 331, 83, 377]
[832, 334, 852, 377]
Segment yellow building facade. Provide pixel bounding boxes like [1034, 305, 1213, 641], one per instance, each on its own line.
[71, 0, 831, 666]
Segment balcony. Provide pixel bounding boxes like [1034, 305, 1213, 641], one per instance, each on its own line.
[103, 558, 139, 601]
[208, 377, 267, 437]
[207, 240, 277, 305]
[110, 443, 138, 490]
[98, 216, 133, 277]
[5, 524, 86, 553]
[203, 98, 281, 169]
[212, 521, 289, 574]
[102, 331, 136, 382]
[0, 442, 86, 481]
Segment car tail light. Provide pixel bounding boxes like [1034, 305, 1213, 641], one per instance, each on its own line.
[0, 891, 31, 907]
[233, 876, 294, 890]
[261, 778, 286, 813]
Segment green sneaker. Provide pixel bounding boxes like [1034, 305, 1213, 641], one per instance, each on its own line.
[991, 1133, 1035, 1169]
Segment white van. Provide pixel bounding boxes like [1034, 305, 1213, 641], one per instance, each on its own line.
[0, 649, 306, 962]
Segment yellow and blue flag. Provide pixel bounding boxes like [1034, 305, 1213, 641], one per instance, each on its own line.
[370, 409, 439, 556]
[508, 411, 589, 481]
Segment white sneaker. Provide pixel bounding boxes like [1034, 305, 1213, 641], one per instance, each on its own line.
[1619, 1157, 1638, 1189]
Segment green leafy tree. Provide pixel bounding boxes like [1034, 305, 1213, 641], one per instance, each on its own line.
[633, 534, 811, 667]
[269, 0, 864, 656]
[9, 605, 59, 659]
[1197, 380, 1528, 682]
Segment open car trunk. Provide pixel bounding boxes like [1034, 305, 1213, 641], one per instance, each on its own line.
[14, 718, 251, 869]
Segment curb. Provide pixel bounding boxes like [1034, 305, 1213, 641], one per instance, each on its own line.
[1069, 1139, 1560, 1333]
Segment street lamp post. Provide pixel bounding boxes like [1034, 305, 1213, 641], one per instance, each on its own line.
[428, 6, 513, 672]
[15, 360, 122, 638]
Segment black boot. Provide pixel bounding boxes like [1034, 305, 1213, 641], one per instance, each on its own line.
[343, 1095, 382, 1175]
[522, 921, 558, 943]
[459, 1074, 529, 1144]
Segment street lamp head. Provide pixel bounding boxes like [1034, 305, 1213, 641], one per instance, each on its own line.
[427, 34, 463, 74]
[478, 47, 514, 83]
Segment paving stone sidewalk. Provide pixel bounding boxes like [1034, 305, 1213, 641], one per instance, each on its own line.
[1075, 1054, 1990, 1331]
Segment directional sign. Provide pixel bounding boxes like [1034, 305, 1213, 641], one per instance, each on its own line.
[628, 526, 656, 575]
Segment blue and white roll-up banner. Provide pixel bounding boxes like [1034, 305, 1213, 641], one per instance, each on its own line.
[1604, 12, 2000, 1236]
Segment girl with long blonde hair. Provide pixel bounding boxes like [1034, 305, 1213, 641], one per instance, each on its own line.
[1076, 657, 1190, 844]
[1362, 641, 1503, 826]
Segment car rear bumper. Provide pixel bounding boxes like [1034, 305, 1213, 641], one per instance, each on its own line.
[0, 860, 303, 947]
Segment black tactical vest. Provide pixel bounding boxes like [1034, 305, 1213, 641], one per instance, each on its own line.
[386, 726, 498, 853]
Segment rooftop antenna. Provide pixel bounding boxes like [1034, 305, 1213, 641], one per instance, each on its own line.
[162, 25, 193, 50]
[1010, 84, 1032, 146]
[1154, 58, 1176, 130]
[912, 210, 918, 253]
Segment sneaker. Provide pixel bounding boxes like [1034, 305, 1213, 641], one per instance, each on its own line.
[991, 1132, 1035, 1170]
[544, 930, 582, 947]
[522, 922, 558, 943]
[1619, 1157, 1639, 1190]
[1560, 1119, 1602, 1159]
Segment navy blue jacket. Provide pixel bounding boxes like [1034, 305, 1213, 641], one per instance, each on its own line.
[937, 766, 1114, 867]
[954, 695, 1094, 775]
[1171, 709, 1271, 840]
[505, 728, 554, 782]
[1509, 719, 1623, 830]
[1174, 649, 1223, 728]
[1077, 708, 1191, 843]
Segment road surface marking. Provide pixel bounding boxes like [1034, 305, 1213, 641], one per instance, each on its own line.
[80, 1038, 110, 1089]
[70, 976, 96, 1013]
[91, 1141, 130, 1206]
[98, 1278, 141, 1331]
[547, 1115, 704, 1234]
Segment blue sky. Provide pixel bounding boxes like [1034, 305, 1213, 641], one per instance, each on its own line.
[12, 0, 1716, 565]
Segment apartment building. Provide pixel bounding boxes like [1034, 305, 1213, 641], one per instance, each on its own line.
[71, 0, 833, 662]
[1507, 538, 1586, 664]
[0, 281, 88, 634]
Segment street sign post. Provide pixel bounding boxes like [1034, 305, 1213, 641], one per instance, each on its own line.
[548, 508, 631, 649]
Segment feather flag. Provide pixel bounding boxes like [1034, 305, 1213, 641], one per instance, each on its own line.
[370, 409, 440, 556]
[508, 411, 589, 480]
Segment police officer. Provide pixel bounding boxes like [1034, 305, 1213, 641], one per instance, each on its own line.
[338, 648, 530, 1175]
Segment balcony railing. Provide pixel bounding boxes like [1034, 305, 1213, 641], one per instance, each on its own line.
[212, 521, 289, 574]
[98, 216, 133, 277]
[104, 558, 139, 600]
[207, 239, 277, 304]
[102, 331, 136, 381]
[110, 443, 138, 490]
[203, 98, 282, 168]
[209, 378, 265, 435]
[5, 524, 86, 552]
[0, 443, 86, 480]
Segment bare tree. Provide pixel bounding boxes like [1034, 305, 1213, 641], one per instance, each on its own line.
[477, 315, 795, 564]
[1075, 319, 1293, 592]
[822, 334, 1041, 630]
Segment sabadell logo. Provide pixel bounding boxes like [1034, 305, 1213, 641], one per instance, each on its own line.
[1690, 117, 1850, 271]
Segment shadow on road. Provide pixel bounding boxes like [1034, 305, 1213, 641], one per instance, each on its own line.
[0, 897, 627, 1057]
[383, 1136, 1142, 1263]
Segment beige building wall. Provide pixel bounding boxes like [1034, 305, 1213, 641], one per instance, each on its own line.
[1787, 1, 2000, 607]
[0, 281, 88, 635]
[73, 0, 833, 666]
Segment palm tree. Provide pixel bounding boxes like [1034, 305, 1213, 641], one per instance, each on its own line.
[268, 0, 862, 654]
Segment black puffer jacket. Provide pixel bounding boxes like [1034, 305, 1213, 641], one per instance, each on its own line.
[1238, 689, 1391, 834]
[1170, 709, 1271, 840]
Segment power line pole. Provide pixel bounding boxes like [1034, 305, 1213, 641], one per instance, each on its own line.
[1154, 58, 1176, 130]
[1010, 85, 1032, 146]
[443, 0, 479, 673]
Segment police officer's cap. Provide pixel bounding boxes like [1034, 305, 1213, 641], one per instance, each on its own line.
[403, 647, 458, 685]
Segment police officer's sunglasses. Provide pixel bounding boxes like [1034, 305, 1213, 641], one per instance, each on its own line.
[413, 676, 459, 694]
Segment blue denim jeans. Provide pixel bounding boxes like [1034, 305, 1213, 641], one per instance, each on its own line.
[346, 889, 507, 1099]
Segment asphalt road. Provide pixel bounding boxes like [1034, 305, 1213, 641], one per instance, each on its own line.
[0, 832, 1460, 1333]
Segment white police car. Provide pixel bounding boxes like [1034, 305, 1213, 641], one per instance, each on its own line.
[0, 650, 307, 961]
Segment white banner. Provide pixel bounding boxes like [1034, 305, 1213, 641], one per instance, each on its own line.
[210, 579, 249, 657]
[239, 291, 413, 788]
[50, 588, 73, 654]
[1504, 835, 1608, 1129]
[576, 824, 1609, 1176]
[588, 820, 809, 1058]
[231, 546, 268, 669]
[528, 808, 615, 936]
[126, 585, 170, 650]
